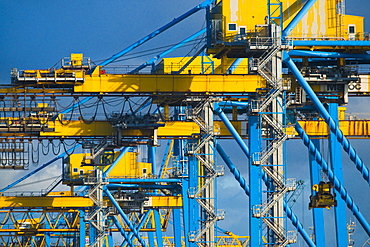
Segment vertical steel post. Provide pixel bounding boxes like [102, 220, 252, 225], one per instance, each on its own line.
[248, 114, 262, 246]
[89, 222, 96, 246]
[328, 103, 347, 247]
[80, 210, 86, 247]
[148, 232, 155, 247]
[173, 209, 182, 247]
[154, 210, 164, 247]
[181, 176, 191, 247]
[188, 139, 200, 246]
[309, 139, 326, 246]
[45, 233, 50, 247]
[172, 106, 186, 247]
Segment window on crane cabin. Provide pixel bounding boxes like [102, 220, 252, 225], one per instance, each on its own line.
[228, 23, 237, 31]
[348, 24, 356, 40]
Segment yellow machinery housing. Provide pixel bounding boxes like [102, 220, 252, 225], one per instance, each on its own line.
[309, 181, 337, 209]
[64, 151, 152, 184]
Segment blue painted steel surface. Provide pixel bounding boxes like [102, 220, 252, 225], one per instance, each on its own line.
[129, 28, 206, 74]
[284, 54, 370, 186]
[282, 0, 317, 36]
[121, 211, 151, 247]
[108, 178, 182, 183]
[106, 184, 180, 189]
[154, 210, 164, 247]
[79, 210, 86, 247]
[248, 114, 262, 246]
[289, 50, 370, 59]
[292, 40, 370, 47]
[216, 143, 249, 194]
[328, 103, 347, 247]
[103, 146, 131, 177]
[45, 233, 51, 247]
[0, 144, 81, 192]
[227, 58, 244, 73]
[148, 231, 155, 247]
[309, 139, 326, 246]
[99, 0, 214, 66]
[112, 215, 134, 247]
[181, 177, 191, 247]
[213, 103, 250, 157]
[188, 139, 200, 247]
[173, 209, 182, 247]
[295, 123, 370, 237]
[159, 140, 173, 177]
[104, 188, 148, 246]
[218, 101, 249, 107]
[216, 140, 315, 246]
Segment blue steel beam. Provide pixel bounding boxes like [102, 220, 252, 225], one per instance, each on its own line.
[111, 215, 134, 247]
[106, 184, 181, 190]
[99, 0, 214, 67]
[159, 140, 173, 177]
[218, 101, 249, 107]
[227, 58, 244, 74]
[248, 114, 262, 246]
[129, 28, 206, 74]
[0, 144, 81, 192]
[103, 146, 132, 177]
[108, 178, 181, 183]
[121, 209, 152, 247]
[216, 143, 315, 247]
[121, 211, 151, 247]
[309, 139, 326, 246]
[289, 50, 370, 59]
[328, 103, 347, 247]
[284, 54, 370, 187]
[293, 40, 370, 47]
[79, 210, 86, 247]
[295, 123, 370, 237]
[104, 187, 148, 247]
[213, 103, 250, 157]
[282, 0, 317, 37]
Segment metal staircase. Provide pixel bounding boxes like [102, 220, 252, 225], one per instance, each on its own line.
[249, 29, 297, 245]
[186, 98, 224, 246]
[85, 170, 109, 247]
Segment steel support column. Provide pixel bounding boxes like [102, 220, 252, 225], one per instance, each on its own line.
[328, 103, 347, 247]
[248, 114, 262, 246]
[309, 139, 326, 246]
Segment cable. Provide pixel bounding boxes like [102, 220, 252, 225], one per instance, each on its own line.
[94, 37, 206, 64]
[51, 139, 61, 156]
[10, 175, 60, 189]
[77, 97, 100, 124]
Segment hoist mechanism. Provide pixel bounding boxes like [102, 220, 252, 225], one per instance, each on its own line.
[309, 181, 337, 210]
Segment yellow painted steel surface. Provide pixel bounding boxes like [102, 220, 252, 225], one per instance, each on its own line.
[0, 196, 182, 208]
[162, 56, 249, 74]
[74, 73, 264, 93]
[289, 120, 370, 137]
[149, 196, 182, 208]
[0, 196, 94, 208]
[37, 120, 370, 138]
[221, 0, 364, 40]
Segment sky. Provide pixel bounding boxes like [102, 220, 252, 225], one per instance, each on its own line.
[1, 0, 370, 246]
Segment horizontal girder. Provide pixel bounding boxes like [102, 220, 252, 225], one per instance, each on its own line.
[0, 195, 182, 208]
[0, 120, 369, 139]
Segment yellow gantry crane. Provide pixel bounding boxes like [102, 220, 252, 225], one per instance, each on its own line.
[0, 0, 370, 246]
